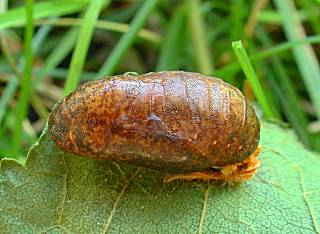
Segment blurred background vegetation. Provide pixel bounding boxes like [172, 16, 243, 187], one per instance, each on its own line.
[0, 0, 320, 160]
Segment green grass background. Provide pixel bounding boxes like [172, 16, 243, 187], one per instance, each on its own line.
[0, 0, 320, 159]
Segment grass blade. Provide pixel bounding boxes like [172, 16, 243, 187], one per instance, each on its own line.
[98, 0, 158, 77]
[232, 40, 279, 119]
[64, 0, 109, 95]
[216, 34, 320, 82]
[156, 5, 186, 71]
[245, 0, 268, 37]
[0, 77, 18, 126]
[27, 18, 161, 45]
[274, 0, 320, 120]
[188, 0, 214, 74]
[252, 35, 320, 60]
[0, 0, 88, 29]
[35, 27, 79, 84]
[38, 67, 96, 82]
[31, 18, 53, 54]
[230, 0, 245, 40]
[0, 2, 56, 154]
[299, 0, 320, 34]
[256, 28, 314, 147]
[12, 0, 34, 153]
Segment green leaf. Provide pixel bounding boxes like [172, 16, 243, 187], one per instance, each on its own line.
[1, 122, 320, 233]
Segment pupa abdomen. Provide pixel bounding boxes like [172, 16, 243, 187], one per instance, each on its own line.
[49, 71, 260, 173]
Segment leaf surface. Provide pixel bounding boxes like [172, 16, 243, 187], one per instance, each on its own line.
[1, 122, 320, 233]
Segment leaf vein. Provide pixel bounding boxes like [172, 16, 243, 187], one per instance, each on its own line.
[103, 167, 141, 233]
[198, 182, 209, 234]
[296, 166, 320, 234]
[266, 147, 320, 233]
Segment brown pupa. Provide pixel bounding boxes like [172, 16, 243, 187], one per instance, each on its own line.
[49, 71, 261, 182]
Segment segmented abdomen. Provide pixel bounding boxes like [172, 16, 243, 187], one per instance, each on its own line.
[49, 71, 260, 173]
